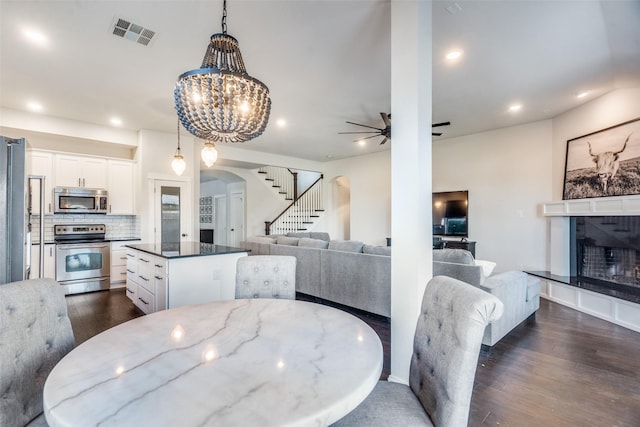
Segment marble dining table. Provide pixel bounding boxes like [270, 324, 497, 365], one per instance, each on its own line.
[43, 298, 383, 427]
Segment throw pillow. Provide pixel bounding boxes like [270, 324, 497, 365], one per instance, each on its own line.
[298, 237, 330, 249]
[328, 240, 364, 253]
[276, 236, 300, 246]
[475, 259, 497, 277]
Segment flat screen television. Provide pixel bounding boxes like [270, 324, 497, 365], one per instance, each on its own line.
[432, 190, 468, 237]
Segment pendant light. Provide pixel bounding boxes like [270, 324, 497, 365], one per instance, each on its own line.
[174, 0, 271, 143]
[171, 120, 186, 176]
[201, 141, 218, 167]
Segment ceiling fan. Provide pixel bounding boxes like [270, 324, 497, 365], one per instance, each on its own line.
[339, 112, 450, 145]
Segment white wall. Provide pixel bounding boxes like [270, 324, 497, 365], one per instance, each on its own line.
[323, 150, 391, 246]
[433, 120, 553, 272]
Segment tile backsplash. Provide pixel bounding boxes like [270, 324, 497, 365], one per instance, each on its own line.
[31, 214, 139, 242]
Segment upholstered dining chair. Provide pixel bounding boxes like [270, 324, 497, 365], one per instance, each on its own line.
[332, 275, 504, 427]
[235, 255, 297, 300]
[0, 278, 75, 427]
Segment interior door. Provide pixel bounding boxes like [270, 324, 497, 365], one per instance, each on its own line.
[154, 180, 192, 248]
[214, 195, 227, 246]
[228, 191, 245, 247]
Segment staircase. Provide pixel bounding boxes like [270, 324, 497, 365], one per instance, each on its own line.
[257, 166, 324, 235]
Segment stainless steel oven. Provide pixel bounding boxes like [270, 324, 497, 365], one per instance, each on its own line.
[54, 224, 110, 294]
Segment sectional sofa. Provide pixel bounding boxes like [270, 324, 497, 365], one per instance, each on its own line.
[240, 233, 391, 317]
[433, 249, 541, 346]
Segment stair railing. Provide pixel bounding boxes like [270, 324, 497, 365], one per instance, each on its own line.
[265, 175, 323, 235]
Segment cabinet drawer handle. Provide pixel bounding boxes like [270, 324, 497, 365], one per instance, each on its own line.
[140, 259, 150, 263]
[120, 256, 127, 260]
[154, 264, 163, 268]
[138, 275, 149, 282]
[154, 275, 163, 280]
[138, 297, 149, 305]
[120, 272, 126, 276]
[126, 288, 134, 294]
[127, 253, 135, 258]
[126, 269, 135, 273]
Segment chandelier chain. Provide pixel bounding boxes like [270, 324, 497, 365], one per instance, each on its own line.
[176, 119, 181, 149]
[221, 0, 228, 34]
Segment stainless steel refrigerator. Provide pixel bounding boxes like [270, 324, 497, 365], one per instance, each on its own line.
[0, 136, 27, 284]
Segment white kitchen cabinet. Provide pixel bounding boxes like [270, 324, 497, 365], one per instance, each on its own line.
[55, 154, 107, 188]
[30, 243, 56, 279]
[126, 250, 166, 313]
[110, 241, 130, 286]
[107, 160, 134, 214]
[27, 150, 54, 214]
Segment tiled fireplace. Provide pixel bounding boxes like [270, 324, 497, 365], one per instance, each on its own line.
[535, 195, 640, 333]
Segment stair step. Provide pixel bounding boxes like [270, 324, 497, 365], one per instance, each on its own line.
[302, 222, 313, 224]
[285, 198, 293, 201]
[315, 209, 325, 212]
[272, 185, 281, 188]
[265, 178, 274, 181]
[310, 215, 319, 218]
[279, 192, 287, 194]
[258, 171, 267, 174]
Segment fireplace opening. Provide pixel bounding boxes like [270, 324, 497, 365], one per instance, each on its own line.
[570, 216, 640, 289]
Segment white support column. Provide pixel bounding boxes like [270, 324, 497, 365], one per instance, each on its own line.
[389, 0, 432, 383]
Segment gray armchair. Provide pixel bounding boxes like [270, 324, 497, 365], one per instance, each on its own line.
[0, 278, 75, 427]
[332, 275, 504, 427]
[235, 255, 297, 299]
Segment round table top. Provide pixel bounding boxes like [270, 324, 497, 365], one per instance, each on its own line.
[44, 298, 383, 427]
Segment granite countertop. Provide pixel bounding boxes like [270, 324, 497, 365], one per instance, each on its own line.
[125, 241, 249, 259]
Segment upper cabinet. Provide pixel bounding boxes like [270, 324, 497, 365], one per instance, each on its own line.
[55, 154, 107, 189]
[27, 150, 54, 214]
[29, 150, 137, 216]
[107, 159, 135, 215]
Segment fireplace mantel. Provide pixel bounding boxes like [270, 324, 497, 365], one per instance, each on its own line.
[541, 195, 640, 333]
[543, 195, 640, 216]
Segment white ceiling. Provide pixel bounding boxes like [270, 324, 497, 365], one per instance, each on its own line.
[1, 1, 639, 162]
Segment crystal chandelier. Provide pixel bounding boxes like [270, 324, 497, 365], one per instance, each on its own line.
[171, 120, 186, 176]
[174, 0, 271, 143]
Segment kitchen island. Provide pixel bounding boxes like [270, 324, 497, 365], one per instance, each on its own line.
[124, 242, 248, 314]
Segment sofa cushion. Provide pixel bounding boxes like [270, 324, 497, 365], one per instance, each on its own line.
[298, 237, 329, 249]
[433, 248, 475, 265]
[276, 236, 299, 246]
[310, 232, 330, 242]
[287, 232, 311, 239]
[328, 240, 364, 253]
[363, 244, 391, 256]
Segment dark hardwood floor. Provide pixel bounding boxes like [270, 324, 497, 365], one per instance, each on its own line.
[65, 289, 640, 426]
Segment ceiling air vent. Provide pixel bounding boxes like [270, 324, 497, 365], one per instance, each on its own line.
[112, 18, 155, 46]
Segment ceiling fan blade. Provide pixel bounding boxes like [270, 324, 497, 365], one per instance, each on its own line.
[352, 134, 383, 142]
[432, 121, 451, 128]
[379, 137, 389, 145]
[380, 112, 391, 127]
[432, 132, 443, 136]
[339, 131, 380, 134]
[345, 121, 383, 131]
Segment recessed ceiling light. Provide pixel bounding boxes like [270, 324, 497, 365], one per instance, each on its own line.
[508, 104, 522, 113]
[446, 50, 463, 61]
[110, 117, 123, 126]
[357, 140, 367, 147]
[26, 101, 43, 112]
[276, 119, 287, 128]
[23, 28, 48, 46]
[577, 91, 589, 99]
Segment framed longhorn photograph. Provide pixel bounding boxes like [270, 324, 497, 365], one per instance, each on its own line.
[563, 117, 640, 200]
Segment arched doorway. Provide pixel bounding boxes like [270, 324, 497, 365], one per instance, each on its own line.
[331, 176, 351, 240]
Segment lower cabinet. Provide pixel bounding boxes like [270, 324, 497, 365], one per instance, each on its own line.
[124, 247, 246, 314]
[110, 242, 130, 286]
[126, 250, 168, 314]
[30, 243, 56, 279]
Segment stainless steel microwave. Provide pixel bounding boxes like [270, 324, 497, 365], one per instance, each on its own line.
[54, 187, 108, 214]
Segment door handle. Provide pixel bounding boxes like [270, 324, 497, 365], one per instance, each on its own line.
[181, 233, 187, 237]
